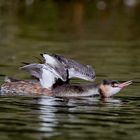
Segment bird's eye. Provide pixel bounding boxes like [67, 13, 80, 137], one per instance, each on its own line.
[111, 84, 115, 87]
[111, 83, 118, 87]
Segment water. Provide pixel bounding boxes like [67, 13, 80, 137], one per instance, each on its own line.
[0, 0, 140, 140]
[0, 96, 140, 140]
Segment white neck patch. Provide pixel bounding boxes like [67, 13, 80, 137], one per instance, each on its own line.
[107, 86, 121, 96]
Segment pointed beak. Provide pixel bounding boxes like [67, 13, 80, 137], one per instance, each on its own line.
[116, 80, 132, 88]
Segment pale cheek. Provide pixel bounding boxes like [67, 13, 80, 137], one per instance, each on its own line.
[109, 87, 121, 95]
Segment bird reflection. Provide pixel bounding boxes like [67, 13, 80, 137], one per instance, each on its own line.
[37, 97, 59, 136]
[36, 96, 123, 137]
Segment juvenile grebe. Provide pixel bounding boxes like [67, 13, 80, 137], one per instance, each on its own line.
[41, 53, 96, 81]
[0, 53, 132, 97]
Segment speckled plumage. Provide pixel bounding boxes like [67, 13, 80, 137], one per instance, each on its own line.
[0, 80, 51, 96]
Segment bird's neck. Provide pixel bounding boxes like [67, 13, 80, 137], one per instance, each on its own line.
[53, 82, 101, 97]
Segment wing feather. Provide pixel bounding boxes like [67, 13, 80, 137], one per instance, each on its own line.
[52, 54, 96, 81]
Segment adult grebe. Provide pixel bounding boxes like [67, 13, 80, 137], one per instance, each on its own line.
[0, 53, 132, 97]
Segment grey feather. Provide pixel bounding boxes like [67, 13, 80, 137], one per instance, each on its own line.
[52, 54, 96, 81]
[20, 63, 43, 79]
[20, 63, 67, 82]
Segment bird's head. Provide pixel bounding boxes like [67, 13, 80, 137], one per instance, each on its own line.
[99, 80, 132, 98]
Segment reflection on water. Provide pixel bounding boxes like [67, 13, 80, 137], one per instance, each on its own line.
[0, 0, 140, 140]
[0, 96, 140, 140]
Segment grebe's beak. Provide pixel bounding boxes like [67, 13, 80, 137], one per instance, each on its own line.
[115, 80, 132, 88]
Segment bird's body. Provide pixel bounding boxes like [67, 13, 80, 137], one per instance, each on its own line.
[0, 77, 132, 98]
[0, 78, 99, 97]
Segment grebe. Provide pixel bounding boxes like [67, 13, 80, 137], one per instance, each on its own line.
[0, 53, 132, 97]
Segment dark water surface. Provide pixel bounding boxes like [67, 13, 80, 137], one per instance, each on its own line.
[0, 96, 140, 140]
[0, 0, 140, 140]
